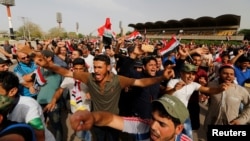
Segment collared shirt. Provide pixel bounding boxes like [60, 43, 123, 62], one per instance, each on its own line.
[13, 61, 37, 97]
[204, 81, 250, 129]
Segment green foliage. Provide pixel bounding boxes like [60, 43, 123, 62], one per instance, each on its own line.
[238, 29, 250, 40]
[46, 27, 66, 39]
[78, 33, 84, 38]
[16, 21, 43, 39]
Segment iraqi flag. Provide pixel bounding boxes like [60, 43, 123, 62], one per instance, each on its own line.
[126, 30, 142, 41]
[33, 67, 46, 86]
[65, 41, 74, 52]
[98, 18, 115, 46]
[11, 44, 17, 54]
[159, 37, 180, 56]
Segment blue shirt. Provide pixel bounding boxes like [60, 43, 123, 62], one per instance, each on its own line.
[13, 61, 37, 97]
[234, 65, 250, 86]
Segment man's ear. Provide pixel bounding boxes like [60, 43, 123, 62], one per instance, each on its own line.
[175, 124, 184, 135]
[8, 87, 18, 97]
[107, 64, 111, 72]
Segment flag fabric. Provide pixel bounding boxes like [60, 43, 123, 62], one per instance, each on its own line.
[32, 67, 47, 93]
[33, 67, 47, 86]
[11, 44, 17, 54]
[159, 37, 180, 56]
[126, 30, 142, 41]
[65, 41, 74, 52]
[98, 18, 111, 36]
[98, 18, 115, 46]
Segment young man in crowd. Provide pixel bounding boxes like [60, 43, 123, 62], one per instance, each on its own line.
[0, 71, 55, 141]
[69, 94, 192, 141]
[204, 64, 250, 130]
[0, 94, 36, 141]
[22, 46, 174, 141]
[44, 58, 92, 141]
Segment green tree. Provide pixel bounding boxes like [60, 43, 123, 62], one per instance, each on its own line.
[68, 32, 77, 39]
[16, 21, 43, 40]
[78, 33, 84, 38]
[46, 27, 66, 39]
[238, 29, 250, 40]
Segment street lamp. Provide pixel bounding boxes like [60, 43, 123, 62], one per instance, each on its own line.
[0, 0, 15, 39]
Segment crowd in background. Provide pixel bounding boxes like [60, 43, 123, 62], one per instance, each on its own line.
[0, 35, 249, 141]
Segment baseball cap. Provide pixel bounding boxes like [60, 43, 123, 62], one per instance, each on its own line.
[0, 95, 13, 112]
[181, 63, 197, 72]
[152, 94, 189, 124]
[0, 58, 8, 64]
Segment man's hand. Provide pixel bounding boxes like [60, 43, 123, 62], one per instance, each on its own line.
[43, 102, 56, 112]
[29, 86, 36, 94]
[193, 47, 209, 55]
[163, 68, 175, 80]
[229, 119, 241, 125]
[70, 110, 94, 131]
[174, 81, 186, 91]
[220, 82, 233, 91]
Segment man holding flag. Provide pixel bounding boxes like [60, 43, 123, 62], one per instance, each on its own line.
[98, 18, 116, 46]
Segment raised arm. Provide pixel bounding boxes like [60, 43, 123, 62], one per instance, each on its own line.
[198, 83, 231, 95]
[132, 68, 174, 87]
[70, 110, 124, 131]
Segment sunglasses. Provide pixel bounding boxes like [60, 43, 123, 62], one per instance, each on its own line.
[20, 56, 30, 60]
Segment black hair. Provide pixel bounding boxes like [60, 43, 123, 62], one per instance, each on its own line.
[220, 52, 230, 58]
[72, 58, 86, 66]
[94, 54, 110, 65]
[218, 65, 234, 74]
[237, 55, 250, 63]
[191, 53, 201, 58]
[0, 71, 19, 92]
[152, 102, 181, 127]
[142, 56, 157, 66]
[73, 49, 83, 56]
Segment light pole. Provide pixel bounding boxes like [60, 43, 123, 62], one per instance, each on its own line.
[76, 22, 79, 36]
[21, 17, 26, 39]
[0, 0, 15, 39]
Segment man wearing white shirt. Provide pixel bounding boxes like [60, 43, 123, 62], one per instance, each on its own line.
[81, 46, 94, 73]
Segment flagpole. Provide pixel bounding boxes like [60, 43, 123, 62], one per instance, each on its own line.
[177, 29, 193, 62]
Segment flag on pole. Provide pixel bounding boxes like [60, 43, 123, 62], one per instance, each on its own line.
[159, 37, 180, 56]
[126, 30, 142, 41]
[97, 18, 115, 46]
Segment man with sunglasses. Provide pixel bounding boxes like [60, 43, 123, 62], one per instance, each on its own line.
[13, 46, 38, 98]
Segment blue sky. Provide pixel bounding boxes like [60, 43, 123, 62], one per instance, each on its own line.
[0, 0, 249, 36]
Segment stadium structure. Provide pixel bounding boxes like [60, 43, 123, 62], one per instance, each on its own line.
[128, 14, 244, 41]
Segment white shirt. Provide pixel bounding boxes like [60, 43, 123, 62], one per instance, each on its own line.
[7, 96, 55, 141]
[167, 79, 201, 107]
[82, 54, 94, 73]
[60, 77, 91, 113]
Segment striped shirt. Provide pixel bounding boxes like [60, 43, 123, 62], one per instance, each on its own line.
[122, 117, 192, 141]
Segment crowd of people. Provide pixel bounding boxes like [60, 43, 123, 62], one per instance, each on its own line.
[0, 35, 249, 141]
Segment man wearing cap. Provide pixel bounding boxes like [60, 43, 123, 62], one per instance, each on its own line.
[0, 94, 36, 141]
[0, 58, 9, 72]
[166, 63, 230, 107]
[0, 71, 55, 141]
[69, 94, 192, 141]
[165, 63, 232, 138]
